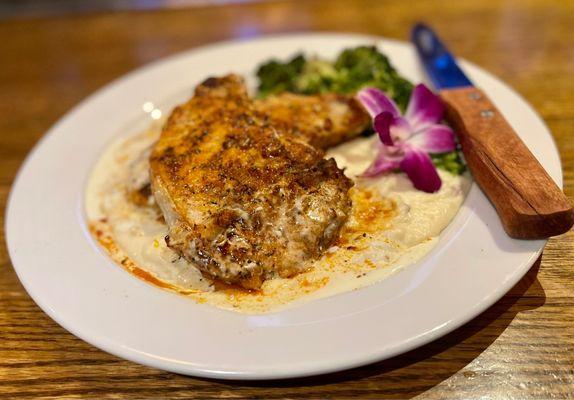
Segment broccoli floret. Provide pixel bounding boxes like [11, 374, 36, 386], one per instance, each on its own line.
[430, 150, 466, 175]
[294, 59, 338, 94]
[333, 46, 413, 110]
[256, 54, 306, 98]
[255, 46, 413, 110]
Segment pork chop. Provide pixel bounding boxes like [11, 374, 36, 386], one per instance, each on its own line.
[149, 75, 352, 289]
[129, 91, 368, 207]
[254, 92, 370, 150]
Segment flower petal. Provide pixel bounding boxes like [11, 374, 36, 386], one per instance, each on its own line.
[373, 112, 394, 146]
[357, 87, 400, 118]
[405, 84, 444, 130]
[390, 116, 412, 143]
[399, 149, 442, 192]
[407, 124, 456, 153]
[374, 113, 413, 147]
[361, 147, 402, 177]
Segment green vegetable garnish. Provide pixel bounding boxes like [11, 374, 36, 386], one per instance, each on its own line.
[256, 55, 306, 98]
[430, 150, 466, 176]
[256, 46, 413, 110]
[332, 46, 414, 110]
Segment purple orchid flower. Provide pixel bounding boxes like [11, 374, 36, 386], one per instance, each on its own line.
[357, 84, 456, 193]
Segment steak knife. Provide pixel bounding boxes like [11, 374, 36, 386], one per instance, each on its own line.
[411, 23, 573, 239]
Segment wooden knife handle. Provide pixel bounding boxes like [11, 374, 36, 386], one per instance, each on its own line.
[439, 86, 574, 239]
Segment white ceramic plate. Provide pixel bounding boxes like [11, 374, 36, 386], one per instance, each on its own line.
[6, 33, 559, 380]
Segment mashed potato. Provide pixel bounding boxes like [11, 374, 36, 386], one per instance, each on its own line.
[86, 126, 469, 314]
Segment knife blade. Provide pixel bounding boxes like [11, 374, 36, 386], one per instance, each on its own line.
[411, 23, 573, 239]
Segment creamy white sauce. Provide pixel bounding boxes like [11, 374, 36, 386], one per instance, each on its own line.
[86, 127, 470, 314]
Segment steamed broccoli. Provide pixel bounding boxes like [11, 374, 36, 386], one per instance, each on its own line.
[293, 59, 338, 95]
[256, 54, 305, 98]
[256, 46, 413, 110]
[430, 150, 466, 176]
[332, 46, 413, 110]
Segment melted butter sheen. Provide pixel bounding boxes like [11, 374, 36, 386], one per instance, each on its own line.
[86, 129, 470, 314]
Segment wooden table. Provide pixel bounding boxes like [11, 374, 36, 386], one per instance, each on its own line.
[1, 0, 573, 398]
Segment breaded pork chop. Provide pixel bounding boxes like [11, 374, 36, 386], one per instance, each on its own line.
[255, 93, 370, 150]
[150, 75, 352, 289]
[128, 91, 368, 206]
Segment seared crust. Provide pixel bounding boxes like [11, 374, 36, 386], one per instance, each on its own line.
[129, 91, 368, 206]
[150, 75, 352, 289]
[255, 93, 369, 150]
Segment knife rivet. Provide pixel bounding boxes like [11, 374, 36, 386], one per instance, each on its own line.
[468, 92, 482, 100]
[480, 109, 495, 118]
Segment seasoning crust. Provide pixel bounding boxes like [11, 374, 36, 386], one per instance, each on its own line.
[150, 75, 353, 289]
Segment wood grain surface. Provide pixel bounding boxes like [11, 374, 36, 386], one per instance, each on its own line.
[1, 0, 573, 398]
